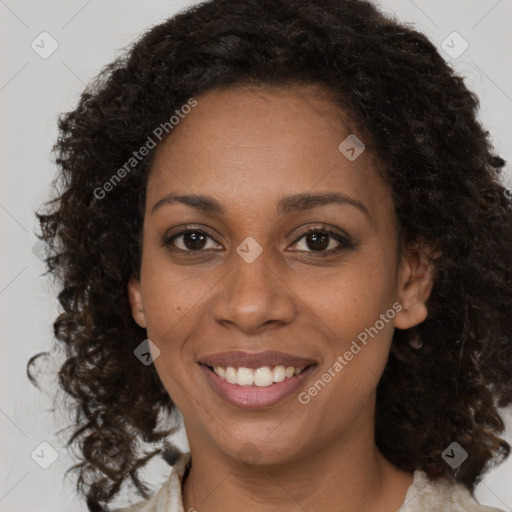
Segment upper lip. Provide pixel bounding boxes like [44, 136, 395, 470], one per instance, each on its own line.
[198, 350, 317, 369]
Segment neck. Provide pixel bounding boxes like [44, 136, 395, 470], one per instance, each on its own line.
[181, 410, 413, 512]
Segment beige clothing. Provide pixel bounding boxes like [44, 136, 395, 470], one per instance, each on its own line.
[114, 452, 505, 512]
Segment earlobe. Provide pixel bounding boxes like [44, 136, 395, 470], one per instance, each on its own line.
[127, 276, 147, 328]
[394, 247, 437, 330]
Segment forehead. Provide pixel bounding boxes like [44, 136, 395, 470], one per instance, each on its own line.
[146, 84, 389, 220]
[151, 83, 354, 170]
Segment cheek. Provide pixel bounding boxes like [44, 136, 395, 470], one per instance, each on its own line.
[299, 248, 397, 393]
[139, 262, 208, 402]
[139, 252, 212, 352]
[303, 251, 397, 335]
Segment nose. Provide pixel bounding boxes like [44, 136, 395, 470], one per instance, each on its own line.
[211, 242, 296, 334]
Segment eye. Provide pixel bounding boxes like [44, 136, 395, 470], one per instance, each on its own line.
[162, 224, 354, 255]
[290, 226, 354, 254]
[163, 226, 222, 252]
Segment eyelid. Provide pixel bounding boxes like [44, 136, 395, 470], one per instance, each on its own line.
[162, 224, 221, 247]
[292, 224, 352, 243]
[289, 224, 355, 253]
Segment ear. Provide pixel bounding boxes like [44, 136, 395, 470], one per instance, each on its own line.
[394, 244, 438, 330]
[127, 276, 147, 328]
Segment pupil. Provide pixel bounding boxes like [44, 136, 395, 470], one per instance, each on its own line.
[184, 232, 206, 250]
[307, 233, 328, 251]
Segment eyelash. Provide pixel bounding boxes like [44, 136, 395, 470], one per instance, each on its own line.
[162, 224, 355, 256]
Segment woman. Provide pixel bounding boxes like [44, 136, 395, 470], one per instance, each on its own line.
[27, 0, 512, 511]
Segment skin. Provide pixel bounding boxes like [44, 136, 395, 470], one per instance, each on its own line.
[127, 84, 435, 512]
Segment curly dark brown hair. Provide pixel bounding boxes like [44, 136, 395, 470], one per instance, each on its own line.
[27, 0, 512, 510]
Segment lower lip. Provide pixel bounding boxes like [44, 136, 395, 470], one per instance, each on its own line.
[199, 363, 317, 409]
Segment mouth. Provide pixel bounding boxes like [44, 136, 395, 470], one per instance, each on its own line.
[201, 363, 312, 387]
[198, 357, 318, 409]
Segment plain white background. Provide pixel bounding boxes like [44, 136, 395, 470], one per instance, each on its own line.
[1, 0, 511, 511]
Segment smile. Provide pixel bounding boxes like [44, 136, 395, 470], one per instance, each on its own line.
[209, 365, 306, 387]
[199, 362, 317, 409]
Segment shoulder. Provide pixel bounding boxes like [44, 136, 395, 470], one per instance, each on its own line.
[400, 470, 506, 512]
[112, 452, 191, 512]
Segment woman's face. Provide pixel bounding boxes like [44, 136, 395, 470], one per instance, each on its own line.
[128, 84, 432, 464]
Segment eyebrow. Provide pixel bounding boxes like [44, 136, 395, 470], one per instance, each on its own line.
[151, 192, 369, 217]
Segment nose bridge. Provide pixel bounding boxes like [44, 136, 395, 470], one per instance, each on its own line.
[212, 235, 295, 331]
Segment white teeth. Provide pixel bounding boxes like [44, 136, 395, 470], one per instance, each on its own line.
[225, 367, 237, 384]
[273, 365, 286, 383]
[212, 365, 306, 387]
[237, 367, 254, 386]
[254, 367, 273, 387]
[215, 366, 226, 379]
